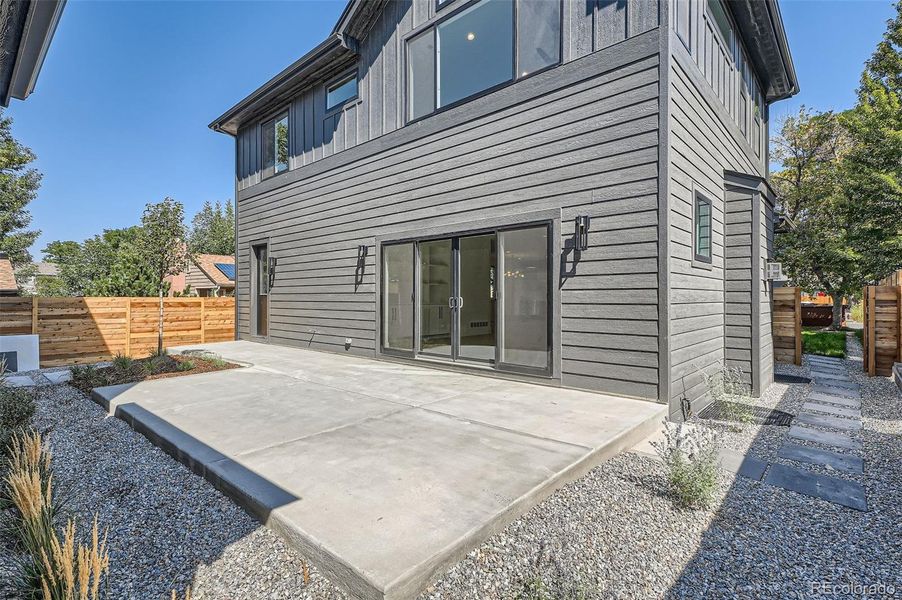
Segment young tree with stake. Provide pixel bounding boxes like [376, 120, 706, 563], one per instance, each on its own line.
[139, 198, 191, 356]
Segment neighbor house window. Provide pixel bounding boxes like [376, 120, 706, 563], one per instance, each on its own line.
[262, 112, 289, 178]
[326, 73, 358, 110]
[407, 0, 561, 121]
[706, 0, 733, 57]
[694, 193, 713, 263]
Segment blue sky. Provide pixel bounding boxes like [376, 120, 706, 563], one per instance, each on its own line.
[5, 0, 898, 259]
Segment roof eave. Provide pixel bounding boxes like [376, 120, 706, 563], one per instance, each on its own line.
[764, 0, 799, 102]
[1, 0, 66, 107]
[209, 34, 347, 136]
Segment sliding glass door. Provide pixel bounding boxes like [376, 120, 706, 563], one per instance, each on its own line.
[381, 224, 549, 374]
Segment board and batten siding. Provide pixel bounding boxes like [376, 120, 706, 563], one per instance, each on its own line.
[235, 28, 663, 401]
[235, 0, 661, 191]
[666, 0, 769, 417]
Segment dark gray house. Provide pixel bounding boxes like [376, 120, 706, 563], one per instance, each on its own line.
[210, 0, 798, 419]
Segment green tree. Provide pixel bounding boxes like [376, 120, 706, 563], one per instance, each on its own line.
[772, 108, 858, 328]
[138, 198, 191, 354]
[0, 109, 41, 267]
[842, 1, 902, 282]
[189, 200, 234, 255]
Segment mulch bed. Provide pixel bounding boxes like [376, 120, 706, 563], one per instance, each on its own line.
[69, 354, 239, 395]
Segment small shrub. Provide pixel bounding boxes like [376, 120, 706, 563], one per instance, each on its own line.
[208, 357, 228, 369]
[652, 422, 720, 509]
[147, 355, 172, 375]
[69, 364, 109, 391]
[38, 515, 109, 600]
[0, 386, 36, 455]
[702, 361, 754, 425]
[111, 353, 134, 372]
[176, 360, 195, 372]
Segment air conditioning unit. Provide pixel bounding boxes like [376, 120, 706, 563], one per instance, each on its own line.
[765, 262, 783, 281]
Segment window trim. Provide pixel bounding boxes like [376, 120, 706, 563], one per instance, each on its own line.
[693, 191, 714, 265]
[325, 71, 359, 113]
[260, 109, 290, 180]
[405, 0, 563, 125]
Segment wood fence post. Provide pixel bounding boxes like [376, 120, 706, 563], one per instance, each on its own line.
[200, 298, 206, 344]
[31, 296, 38, 334]
[794, 287, 802, 365]
[868, 286, 876, 377]
[125, 298, 132, 357]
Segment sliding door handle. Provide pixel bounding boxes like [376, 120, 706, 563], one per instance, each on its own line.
[448, 297, 456, 309]
[457, 296, 464, 308]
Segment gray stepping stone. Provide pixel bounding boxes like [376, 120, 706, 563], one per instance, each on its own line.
[812, 372, 851, 382]
[802, 402, 861, 419]
[788, 425, 861, 450]
[812, 385, 859, 399]
[807, 392, 861, 409]
[796, 412, 862, 431]
[718, 449, 768, 481]
[815, 378, 859, 391]
[807, 357, 844, 365]
[43, 370, 72, 384]
[3, 375, 36, 388]
[778, 442, 863, 474]
[764, 463, 867, 511]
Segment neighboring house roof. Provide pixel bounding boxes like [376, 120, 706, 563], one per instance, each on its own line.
[210, 0, 798, 136]
[194, 254, 235, 287]
[33, 262, 59, 277]
[214, 262, 235, 282]
[0, 255, 17, 294]
[0, 0, 67, 106]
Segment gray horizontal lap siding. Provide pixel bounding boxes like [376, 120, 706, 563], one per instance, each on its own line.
[667, 13, 768, 418]
[235, 34, 662, 401]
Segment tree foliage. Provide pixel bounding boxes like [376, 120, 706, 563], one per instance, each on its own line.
[774, 3, 902, 327]
[0, 109, 41, 267]
[189, 200, 234, 256]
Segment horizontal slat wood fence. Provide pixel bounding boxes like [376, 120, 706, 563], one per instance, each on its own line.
[772, 286, 801, 366]
[862, 285, 900, 377]
[0, 297, 234, 367]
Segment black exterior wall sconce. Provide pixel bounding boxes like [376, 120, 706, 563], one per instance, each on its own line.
[357, 245, 369, 260]
[355, 245, 368, 291]
[574, 216, 590, 251]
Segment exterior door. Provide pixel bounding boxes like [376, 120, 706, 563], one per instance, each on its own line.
[253, 244, 269, 337]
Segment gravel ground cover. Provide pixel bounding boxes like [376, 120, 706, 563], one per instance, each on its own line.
[1, 346, 899, 599]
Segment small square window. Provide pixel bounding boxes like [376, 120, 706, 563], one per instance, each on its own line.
[262, 112, 289, 178]
[326, 74, 358, 111]
[694, 193, 713, 263]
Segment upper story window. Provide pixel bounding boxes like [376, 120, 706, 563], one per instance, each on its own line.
[407, 0, 561, 121]
[694, 192, 713, 264]
[326, 73, 358, 111]
[706, 0, 733, 58]
[262, 112, 289, 178]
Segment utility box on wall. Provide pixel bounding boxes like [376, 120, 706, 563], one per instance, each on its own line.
[0, 334, 39, 372]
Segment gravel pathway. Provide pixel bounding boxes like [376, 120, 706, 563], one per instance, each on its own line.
[1, 352, 899, 599]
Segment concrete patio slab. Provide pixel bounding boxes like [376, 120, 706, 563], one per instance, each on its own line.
[801, 402, 862, 419]
[93, 341, 665, 600]
[764, 463, 867, 511]
[788, 425, 861, 451]
[778, 442, 863, 474]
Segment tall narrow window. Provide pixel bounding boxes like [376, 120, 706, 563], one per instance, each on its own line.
[262, 112, 289, 178]
[675, 0, 690, 49]
[326, 74, 358, 110]
[517, 0, 560, 76]
[706, 0, 733, 57]
[408, 29, 436, 120]
[499, 226, 548, 370]
[694, 193, 713, 263]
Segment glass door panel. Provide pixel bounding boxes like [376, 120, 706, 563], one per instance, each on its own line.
[458, 234, 496, 363]
[418, 239, 453, 358]
[253, 244, 269, 337]
[498, 227, 548, 371]
[382, 243, 414, 352]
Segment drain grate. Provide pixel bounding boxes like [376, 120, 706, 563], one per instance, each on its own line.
[698, 402, 794, 426]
